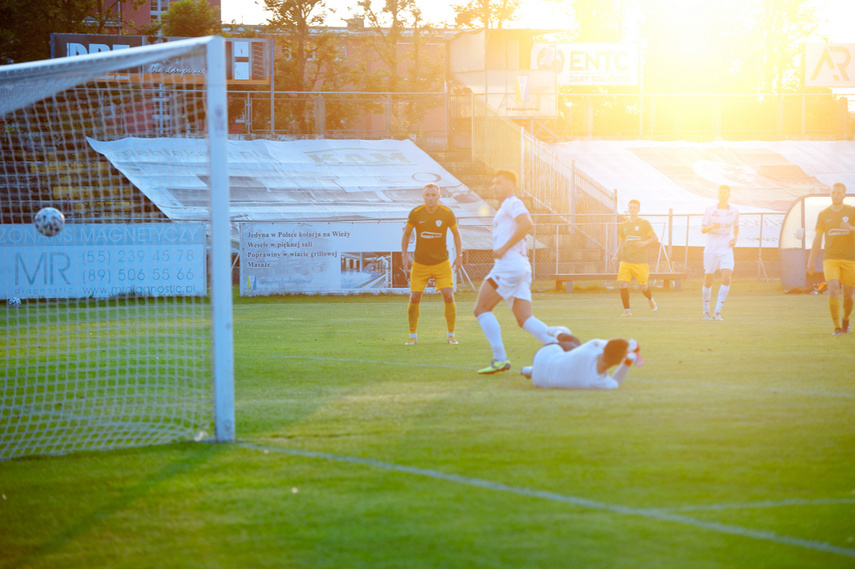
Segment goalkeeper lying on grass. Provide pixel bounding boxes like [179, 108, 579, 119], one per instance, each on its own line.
[520, 326, 643, 390]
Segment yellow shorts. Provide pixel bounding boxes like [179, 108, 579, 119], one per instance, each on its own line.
[410, 259, 454, 292]
[822, 259, 855, 287]
[617, 262, 649, 286]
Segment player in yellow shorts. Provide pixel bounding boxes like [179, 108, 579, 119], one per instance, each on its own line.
[807, 183, 855, 335]
[401, 183, 463, 345]
[612, 199, 658, 317]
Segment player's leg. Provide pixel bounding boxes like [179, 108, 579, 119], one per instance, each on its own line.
[702, 249, 716, 319]
[433, 260, 458, 344]
[406, 261, 429, 344]
[713, 250, 734, 319]
[406, 291, 422, 344]
[842, 285, 854, 334]
[499, 270, 554, 344]
[714, 269, 732, 320]
[823, 260, 843, 334]
[509, 298, 553, 344]
[617, 262, 632, 316]
[827, 279, 842, 333]
[636, 263, 656, 312]
[839, 261, 855, 334]
[474, 278, 509, 372]
[440, 287, 458, 343]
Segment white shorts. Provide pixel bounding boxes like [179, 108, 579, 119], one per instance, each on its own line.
[704, 247, 735, 274]
[485, 264, 532, 305]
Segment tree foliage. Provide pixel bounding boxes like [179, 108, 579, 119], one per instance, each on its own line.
[261, 0, 353, 133]
[160, 0, 220, 37]
[0, 0, 136, 63]
[633, 0, 820, 94]
[452, 0, 520, 29]
[570, 0, 621, 41]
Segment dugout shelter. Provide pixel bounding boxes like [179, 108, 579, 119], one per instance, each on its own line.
[779, 192, 855, 289]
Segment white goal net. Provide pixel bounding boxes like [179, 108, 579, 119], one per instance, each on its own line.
[0, 37, 234, 460]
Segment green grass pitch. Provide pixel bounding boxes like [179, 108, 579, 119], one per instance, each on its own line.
[1, 280, 854, 568]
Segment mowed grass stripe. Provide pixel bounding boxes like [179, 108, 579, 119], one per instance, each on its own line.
[237, 441, 855, 559]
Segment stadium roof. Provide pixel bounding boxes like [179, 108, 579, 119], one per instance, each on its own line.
[554, 140, 855, 214]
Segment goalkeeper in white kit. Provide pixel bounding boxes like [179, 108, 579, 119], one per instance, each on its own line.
[520, 327, 643, 390]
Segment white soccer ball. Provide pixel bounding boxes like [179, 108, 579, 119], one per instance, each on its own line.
[34, 207, 65, 237]
[8, 297, 21, 308]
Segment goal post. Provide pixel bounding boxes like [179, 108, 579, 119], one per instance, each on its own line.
[0, 36, 234, 460]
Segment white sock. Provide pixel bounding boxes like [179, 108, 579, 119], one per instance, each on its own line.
[715, 285, 730, 313]
[476, 312, 507, 361]
[522, 316, 554, 344]
[702, 286, 712, 312]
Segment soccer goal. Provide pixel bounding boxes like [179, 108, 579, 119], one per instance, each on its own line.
[0, 37, 234, 460]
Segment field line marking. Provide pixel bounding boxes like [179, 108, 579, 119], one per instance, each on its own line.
[237, 441, 855, 559]
[645, 498, 855, 513]
[246, 355, 855, 399]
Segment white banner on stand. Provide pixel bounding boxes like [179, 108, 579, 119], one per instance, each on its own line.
[240, 221, 457, 296]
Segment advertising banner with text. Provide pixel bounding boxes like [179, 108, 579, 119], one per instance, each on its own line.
[240, 221, 457, 296]
[531, 43, 639, 86]
[0, 223, 206, 300]
[805, 43, 855, 87]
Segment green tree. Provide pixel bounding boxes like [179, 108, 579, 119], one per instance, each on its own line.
[637, 0, 819, 94]
[0, 0, 135, 63]
[753, 0, 820, 92]
[452, 0, 520, 29]
[570, 0, 622, 41]
[160, 0, 220, 37]
[356, 0, 444, 92]
[261, 0, 353, 133]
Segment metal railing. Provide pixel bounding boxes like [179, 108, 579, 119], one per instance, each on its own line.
[224, 89, 852, 143]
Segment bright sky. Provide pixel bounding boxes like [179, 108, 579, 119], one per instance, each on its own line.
[221, 0, 854, 41]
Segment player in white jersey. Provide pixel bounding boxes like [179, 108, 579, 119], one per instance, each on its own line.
[519, 327, 642, 389]
[701, 185, 739, 320]
[473, 170, 556, 374]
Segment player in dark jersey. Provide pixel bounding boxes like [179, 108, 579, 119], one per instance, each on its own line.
[807, 183, 855, 335]
[401, 183, 463, 345]
[611, 199, 659, 317]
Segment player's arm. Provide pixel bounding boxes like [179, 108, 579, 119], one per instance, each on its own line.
[730, 213, 739, 247]
[612, 236, 624, 264]
[806, 229, 824, 275]
[642, 226, 658, 248]
[450, 223, 463, 269]
[610, 341, 641, 387]
[494, 213, 533, 259]
[401, 223, 414, 272]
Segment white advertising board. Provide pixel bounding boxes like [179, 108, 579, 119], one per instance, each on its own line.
[805, 43, 855, 87]
[240, 221, 457, 296]
[0, 223, 207, 300]
[532, 43, 639, 86]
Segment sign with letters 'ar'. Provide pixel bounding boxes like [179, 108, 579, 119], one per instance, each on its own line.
[805, 43, 855, 87]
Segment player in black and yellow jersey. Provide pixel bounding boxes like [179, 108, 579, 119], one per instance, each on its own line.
[401, 183, 463, 345]
[807, 183, 855, 335]
[611, 199, 659, 317]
